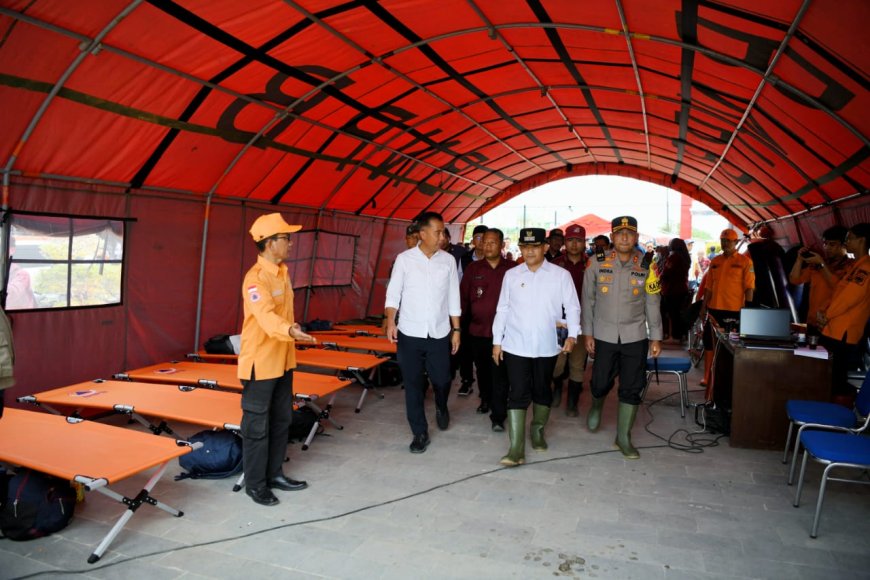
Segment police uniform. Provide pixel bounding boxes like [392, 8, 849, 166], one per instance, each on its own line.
[581, 216, 662, 459]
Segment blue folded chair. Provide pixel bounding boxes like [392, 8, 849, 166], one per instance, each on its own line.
[643, 356, 692, 417]
[784, 373, 870, 485]
[792, 430, 870, 538]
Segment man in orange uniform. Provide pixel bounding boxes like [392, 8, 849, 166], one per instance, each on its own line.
[238, 213, 315, 506]
[818, 223, 870, 399]
[700, 229, 754, 391]
[788, 226, 852, 336]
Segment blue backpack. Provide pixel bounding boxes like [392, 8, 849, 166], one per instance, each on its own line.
[175, 430, 243, 480]
[0, 469, 77, 541]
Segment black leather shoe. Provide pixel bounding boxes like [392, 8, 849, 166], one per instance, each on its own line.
[491, 421, 505, 432]
[436, 406, 450, 430]
[246, 487, 279, 506]
[409, 432, 430, 453]
[268, 475, 308, 491]
[476, 402, 490, 414]
[458, 382, 473, 397]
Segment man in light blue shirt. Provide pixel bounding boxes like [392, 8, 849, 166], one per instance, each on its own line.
[492, 228, 580, 466]
[385, 212, 461, 454]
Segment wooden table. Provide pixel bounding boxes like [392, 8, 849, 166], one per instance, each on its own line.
[712, 329, 831, 449]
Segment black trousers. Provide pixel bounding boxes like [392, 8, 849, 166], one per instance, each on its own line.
[590, 338, 648, 405]
[240, 368, 293, 491]
[504, 351, 558, 409]
[820, 335, 859, 397]
[397, 331, 451, 436]
[470, 335, 509, 422]
[450, 329, 475, 384]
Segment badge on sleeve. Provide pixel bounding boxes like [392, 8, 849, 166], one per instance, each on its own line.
[247, 285, 261, 303]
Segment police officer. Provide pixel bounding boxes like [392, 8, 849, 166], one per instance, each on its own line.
[582, 216, 663, 459]
[238, 213, 315, 506]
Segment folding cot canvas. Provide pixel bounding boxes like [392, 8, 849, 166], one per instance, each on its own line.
[116, 361, 350, 446]
[0, 408, 198, 564]
[189, 348, 387, 412]
[310, 333, 398, 355]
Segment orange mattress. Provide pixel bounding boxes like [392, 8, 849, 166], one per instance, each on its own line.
[23, 380, 243, 430]
[122, 361, 350, 397]
[0, 408, 192, 484]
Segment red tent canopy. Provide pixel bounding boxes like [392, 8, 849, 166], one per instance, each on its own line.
[556, 213, 612, 239]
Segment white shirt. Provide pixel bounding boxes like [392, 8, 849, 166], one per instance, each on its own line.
[492, 260, 581, 357]
[385, 246, 461, 339]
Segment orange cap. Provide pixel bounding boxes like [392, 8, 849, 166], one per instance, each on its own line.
[720, 229, 739, 241]
[250, 213, 302, 241]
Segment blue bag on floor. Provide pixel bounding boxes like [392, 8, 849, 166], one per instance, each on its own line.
[175, 430, 243, 480]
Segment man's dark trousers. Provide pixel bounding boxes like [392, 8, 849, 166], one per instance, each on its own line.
[503, 352, 558, 408]
[398, 331, 452, 435]
[240, 368, 293, 491]
[590, 339, 648, 404]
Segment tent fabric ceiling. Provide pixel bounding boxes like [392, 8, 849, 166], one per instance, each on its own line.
[0, 0, 867, 228]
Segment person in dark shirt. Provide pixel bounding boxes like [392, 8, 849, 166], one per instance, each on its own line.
[459, 228, 517, 429]
[553, 224, 589, 416]
[659, 238, 691, 343]
[545, 228, 564, 262]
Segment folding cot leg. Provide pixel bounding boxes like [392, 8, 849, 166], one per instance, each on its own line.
[233, 472, 245, 492]
[352, 368, 383, 414]
[77, 461, 182, 564]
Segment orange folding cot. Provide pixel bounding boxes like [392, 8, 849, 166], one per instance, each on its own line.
[0, 408, 198, 564]
[310, 333, 398, 355]
[116, 361, 350, 448]
[189, 348, 387, 412]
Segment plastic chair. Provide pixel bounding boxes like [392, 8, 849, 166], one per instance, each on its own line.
[643, 356, 692, 417]
[784, 373, 870, 485]
[792, 430, 870, 538]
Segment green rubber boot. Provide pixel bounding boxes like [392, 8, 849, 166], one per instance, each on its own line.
[565, 380, 582, 417]
[615, 402, 640, 459]
[551, 378, 563, 408]
[530, 403, 551, 451]
[587, 395, 606, 432]
[500, 409, 526, 466]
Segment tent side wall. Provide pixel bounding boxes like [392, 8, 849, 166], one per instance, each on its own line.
[6, 179, 397, 401]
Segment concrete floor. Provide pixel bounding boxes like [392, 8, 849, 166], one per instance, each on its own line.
[3, 344, 869, 579]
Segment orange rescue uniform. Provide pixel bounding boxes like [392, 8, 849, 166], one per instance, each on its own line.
[793, 256, 853, 327]
[705, 252, 755, 311]
[822, 255, 870, 344]
[237, 255, 297, 381]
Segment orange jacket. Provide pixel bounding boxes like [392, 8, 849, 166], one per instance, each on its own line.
[706, 252, 755, 311]
[822, 255, 870, 344]
[237, 255, 297, 381]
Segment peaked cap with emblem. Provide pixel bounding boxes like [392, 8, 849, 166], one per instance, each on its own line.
[519, 228, 546, 245]
[611, 215, 638, 233]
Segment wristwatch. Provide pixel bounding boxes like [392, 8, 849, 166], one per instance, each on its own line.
[451, 327, 461, 333]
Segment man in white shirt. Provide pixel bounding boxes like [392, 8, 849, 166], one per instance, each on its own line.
[385, 212, 461, 454]
[492, 228, 581, 466]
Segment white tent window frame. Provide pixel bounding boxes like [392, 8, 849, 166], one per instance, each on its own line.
[4, 213, 126, 311]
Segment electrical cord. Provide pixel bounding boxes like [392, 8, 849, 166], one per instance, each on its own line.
[642, 387, 727, 452]
[11, 391, 725, 579]
[9, 442, 675, 579]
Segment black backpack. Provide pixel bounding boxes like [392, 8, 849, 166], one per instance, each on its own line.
[0, 469, 77, 541]
[288, 407, 322, 442]
[203, 334, 235, 355]
[175, 430, 243, 480]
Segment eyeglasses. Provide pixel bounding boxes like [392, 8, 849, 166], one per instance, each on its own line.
[273, 235, 293, 245]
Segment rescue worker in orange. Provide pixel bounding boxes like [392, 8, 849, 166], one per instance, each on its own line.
[700, 229, 754, 393]
[788, 226, 852, 336]
[817, 223, 870, 400]
[238, 213, 315, 506]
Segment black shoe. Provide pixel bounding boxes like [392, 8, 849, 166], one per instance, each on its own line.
[246, 487, 279, 506]
[409, 432, 430, 453]
[268, 475, 308, 491]
[436, 406, 450, 430]
[491, 421, 505, 432]
[458, 382, 473, 397]
[476, 402, 489, 414]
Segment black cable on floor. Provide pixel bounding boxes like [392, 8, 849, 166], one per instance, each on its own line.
[9, 442, 674, 579]
[642, 387, 727, 452]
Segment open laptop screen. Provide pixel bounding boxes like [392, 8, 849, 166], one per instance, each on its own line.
[739, 308, 792, 341]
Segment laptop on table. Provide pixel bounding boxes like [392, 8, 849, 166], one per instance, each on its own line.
[739, 308, 794, 349]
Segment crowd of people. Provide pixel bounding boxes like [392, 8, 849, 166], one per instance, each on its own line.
[233, 211, 869, 506]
